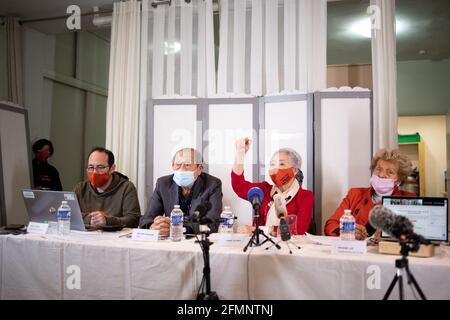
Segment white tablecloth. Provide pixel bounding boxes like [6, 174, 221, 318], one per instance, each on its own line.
[1, 231, 449, 300]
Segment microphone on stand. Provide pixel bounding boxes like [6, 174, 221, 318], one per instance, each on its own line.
[273, 194, 291, 241]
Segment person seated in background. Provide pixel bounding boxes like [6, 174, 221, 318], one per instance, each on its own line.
[32, 139, 63, 191]
[74, 147, 140, 228]
[139, 148, 223, 236]
[324, 148, 415, 240]
[231, 138, 314, 236]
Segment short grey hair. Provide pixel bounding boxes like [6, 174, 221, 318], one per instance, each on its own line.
[172, 148, 203, 165]
[274, 148, 302, 170]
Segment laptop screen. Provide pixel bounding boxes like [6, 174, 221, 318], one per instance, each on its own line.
[381, 196, 448, 242]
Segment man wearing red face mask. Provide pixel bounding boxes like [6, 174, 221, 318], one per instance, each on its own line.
[324, 148, 415, 240]
[32, 139, 63, 191]
[73, 147, 140, 228]
[231, 138, 314, 236]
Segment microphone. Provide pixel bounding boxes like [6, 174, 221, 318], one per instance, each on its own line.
[186, 202, 213, 234]
[369, 206, 429, 244]
[273, 194, 287, 219]
[197, 202, 212, 220]
[247, 187, 264, 210]
[273, 194, 291, 241]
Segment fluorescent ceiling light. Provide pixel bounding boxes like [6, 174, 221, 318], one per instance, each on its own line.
[349, 18, 407, 38]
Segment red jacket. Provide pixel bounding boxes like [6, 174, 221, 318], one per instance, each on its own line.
[231, 171, 314, 235]
[324, 187, 416, 236]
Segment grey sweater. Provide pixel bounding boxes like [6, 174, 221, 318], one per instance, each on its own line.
[73, 172, 141, 228]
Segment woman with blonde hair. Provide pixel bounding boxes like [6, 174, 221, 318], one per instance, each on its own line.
[324, 148, 415, 240]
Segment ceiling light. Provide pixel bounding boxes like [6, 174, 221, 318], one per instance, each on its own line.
[349, 18, 408, 38]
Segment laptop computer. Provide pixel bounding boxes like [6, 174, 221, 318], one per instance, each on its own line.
[21, 189, 89, 232]
[381, 196, 448, 243]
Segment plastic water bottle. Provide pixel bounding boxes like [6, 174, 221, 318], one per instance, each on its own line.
[219, 206, 234, 233]
[57, 200, 71, 236]
[340, 209, 355, 241]
[170, 205, 184, 241]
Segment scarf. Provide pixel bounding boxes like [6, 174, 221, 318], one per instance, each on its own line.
[265, 179, 300, 227]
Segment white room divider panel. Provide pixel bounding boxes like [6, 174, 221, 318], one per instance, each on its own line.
[0, 102, 32, 226]
[261, 95, 313, 190]
[147, 99, 202, 198]
[205, 98, 259, 226]
[314, 91, 373, 235]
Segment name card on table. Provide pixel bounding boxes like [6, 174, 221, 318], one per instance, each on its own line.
[331, 240, 367, 256]
[131, 229, 159, 242]
[27, 222, 49, 235]
[218, 233, 248, 247]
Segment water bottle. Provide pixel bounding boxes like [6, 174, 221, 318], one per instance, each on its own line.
[170, 205, 184, 241]
[57, 200, 71, 236]
[219, 206, 234, 233]
[340, 209, 355, 241]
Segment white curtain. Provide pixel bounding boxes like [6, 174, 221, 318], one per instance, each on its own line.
[146, 0, 216, 98]
[217, 0, 327, 96]
[371, 0, 398, 151]
[5, 16, 23, 106]
[105, 1, 142, 193]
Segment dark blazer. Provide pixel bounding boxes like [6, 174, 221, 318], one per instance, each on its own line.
[139, 172, 223, 231]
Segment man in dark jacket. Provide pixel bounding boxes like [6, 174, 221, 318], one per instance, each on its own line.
[139, 148, 223, 236]
[74, 147, 140, 228]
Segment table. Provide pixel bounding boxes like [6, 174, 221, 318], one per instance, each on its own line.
[1, 230, 449, 300]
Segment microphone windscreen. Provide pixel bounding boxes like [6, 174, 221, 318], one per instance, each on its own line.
[248, 187, 264, 202]
[273, 194, 287, 219]
[369, 205, 414, 239]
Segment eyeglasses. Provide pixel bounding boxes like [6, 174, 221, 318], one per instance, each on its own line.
[86, 165, 110, 173]
[173, 163, 199, 170]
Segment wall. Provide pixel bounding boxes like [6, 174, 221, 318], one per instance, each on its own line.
[327, 64, 372, 90]
[398, 116, 447, 197]
[327, 59, 450, 117]
[22, 27, 110, 191]
[0, 23, 8, 101]
[397, 59, 450, 116]
[22, 26, 55, 140]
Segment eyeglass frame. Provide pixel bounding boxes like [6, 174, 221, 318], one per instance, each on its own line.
[86, 165, 110, 173]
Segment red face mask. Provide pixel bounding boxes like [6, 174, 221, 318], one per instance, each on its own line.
[36, 150, 50, 162]
[87, 172, 111, 189]
[269, 168, 295, 187]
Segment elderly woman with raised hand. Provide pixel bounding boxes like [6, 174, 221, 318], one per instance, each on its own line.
[324, 148, 415, 240]
[231, 138, 314, 235]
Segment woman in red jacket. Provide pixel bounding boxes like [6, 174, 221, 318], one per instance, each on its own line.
[231, 138, 314, 235]
[324, 148, 415, 240]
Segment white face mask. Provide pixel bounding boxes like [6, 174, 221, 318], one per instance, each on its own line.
[173, 171, 196, 188]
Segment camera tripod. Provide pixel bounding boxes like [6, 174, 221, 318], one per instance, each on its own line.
[243, 207, 280, 252]
[383, 239, 427, 300]
[195, 231, 219, 300]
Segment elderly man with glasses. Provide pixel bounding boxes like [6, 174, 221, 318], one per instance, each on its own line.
[139, 148, 223, 236]
[73, 147, 141, 228]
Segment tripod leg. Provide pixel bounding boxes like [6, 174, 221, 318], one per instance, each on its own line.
[398, 273, 404, 300]
[285, 241, 293, 254]
[243, 232, 256, 252]
[383, 274, 398, 300]
[406, 267, 427, 300]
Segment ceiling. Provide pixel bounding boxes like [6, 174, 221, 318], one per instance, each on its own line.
[1, 0, 449, 62]
[328, 0, 450, 64]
